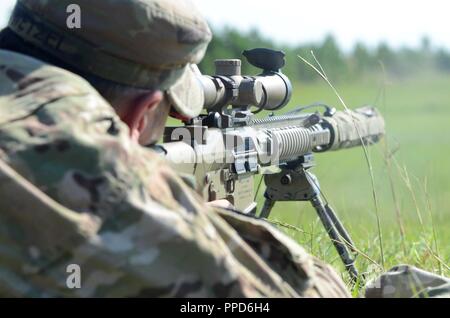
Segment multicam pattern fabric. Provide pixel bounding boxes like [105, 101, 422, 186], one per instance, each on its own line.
[0, 50, 350, 298]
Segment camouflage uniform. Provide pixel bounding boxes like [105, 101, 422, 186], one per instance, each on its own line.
[0, 0, 350, 297]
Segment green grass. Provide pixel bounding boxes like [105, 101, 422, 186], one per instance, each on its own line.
[258, 72, 450, 292]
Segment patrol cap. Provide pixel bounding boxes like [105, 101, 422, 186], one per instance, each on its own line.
[8, 0, 212, 118]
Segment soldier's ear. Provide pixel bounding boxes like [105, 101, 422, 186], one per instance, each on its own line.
[120, 91, 164, 141]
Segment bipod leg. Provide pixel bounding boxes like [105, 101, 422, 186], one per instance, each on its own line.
[310, 196, 359, 282]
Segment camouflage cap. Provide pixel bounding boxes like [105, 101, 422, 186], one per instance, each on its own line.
[8, 0, 212, 118]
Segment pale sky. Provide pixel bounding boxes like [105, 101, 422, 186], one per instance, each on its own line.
[1, 0, 449, 51]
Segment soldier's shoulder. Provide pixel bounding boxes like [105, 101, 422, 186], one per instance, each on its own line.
[0, 49, 119, 143]
[0, 49, 112, 118]
[0, 49, 95, 90]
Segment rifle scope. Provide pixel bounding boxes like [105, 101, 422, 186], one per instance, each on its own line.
[199, 48, 292, 112]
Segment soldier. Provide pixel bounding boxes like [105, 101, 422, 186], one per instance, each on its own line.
[0, 0, 351, 297]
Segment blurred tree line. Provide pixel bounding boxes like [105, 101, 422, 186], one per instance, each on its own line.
[199, 27, 450, 82]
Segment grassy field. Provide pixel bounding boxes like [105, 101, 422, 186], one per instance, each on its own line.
[258, 72, 450, 292]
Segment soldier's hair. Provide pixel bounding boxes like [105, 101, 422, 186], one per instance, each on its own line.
[0, 27, 155, 110]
